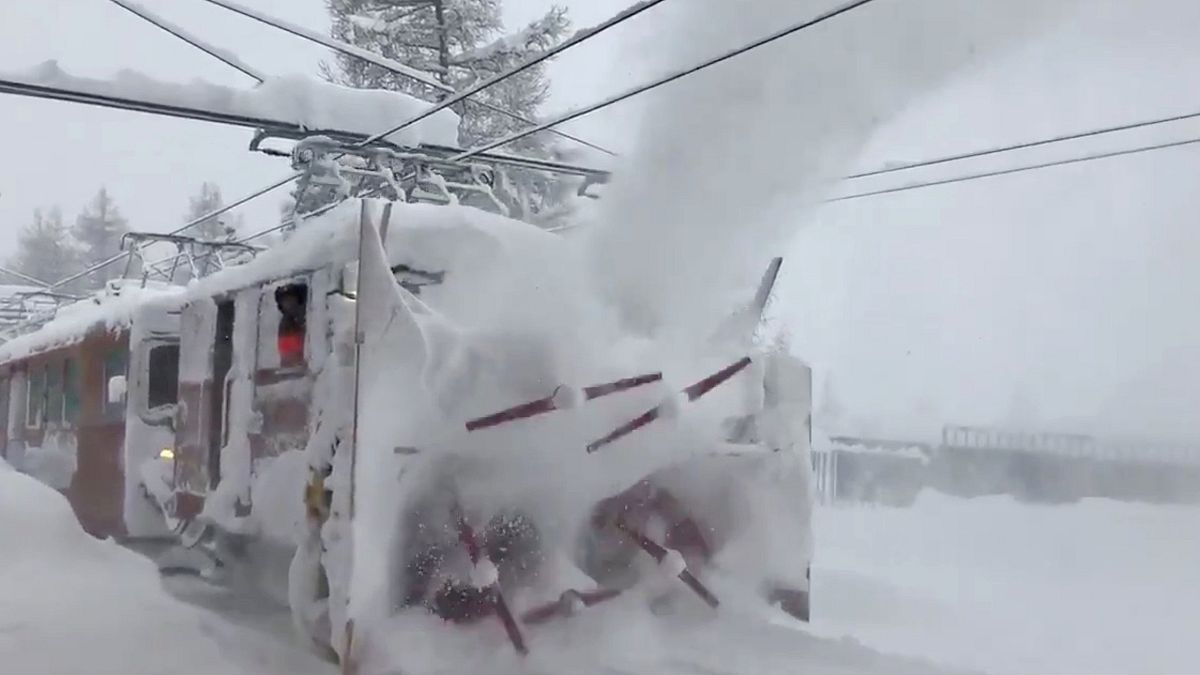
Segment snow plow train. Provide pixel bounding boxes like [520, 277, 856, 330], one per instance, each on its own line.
[0, 200, 814, 673]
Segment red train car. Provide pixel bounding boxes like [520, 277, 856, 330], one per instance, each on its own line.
[0, 288, 180, 539]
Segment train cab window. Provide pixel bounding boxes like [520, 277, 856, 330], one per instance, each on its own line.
[45, 363, 62, 425]
[102, 349, 127, 421]
[63, 359, 80, 424]
[147, 344, 180, 410]
[274, 283, 308, 368]
[26, 366, 45, 428]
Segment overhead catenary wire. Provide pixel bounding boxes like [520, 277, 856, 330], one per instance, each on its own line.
[31, 0, 1194, 290]
[830, 134, 1200, 202]
[108, 0, 266, 84]
[174, 131, 1200, 257]
[351, 0, 672, 151]
[453, 0, 881, 161]
[198, 0, 640, 157]
[19, 0, 872, 294]
[0, 266, 54, 289]
[199, 0, 452, 92]
[238, 184, 390, 246]
[0, 74, 609, 179]
[44, 172, 302, 290]
[11, 1, 660, 291]
[847, 107, 1200, 180]
[39, 1, 668, 287]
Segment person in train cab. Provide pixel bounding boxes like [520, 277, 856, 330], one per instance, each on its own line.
[275, 284, 307, 367]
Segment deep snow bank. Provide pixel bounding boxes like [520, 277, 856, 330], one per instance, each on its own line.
[813, 492, 1200, 675]
[0, 462, 330, 675]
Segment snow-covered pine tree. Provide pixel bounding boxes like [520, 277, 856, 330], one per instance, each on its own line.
[323, 0, 573, 223]
[183, 183, 242, 278]
[185, 182, 234, 242]
[72, 188, 129, 289]
[10, 208, 85, 294]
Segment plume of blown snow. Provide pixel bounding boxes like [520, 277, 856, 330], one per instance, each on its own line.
[587, 0, 1075, 341]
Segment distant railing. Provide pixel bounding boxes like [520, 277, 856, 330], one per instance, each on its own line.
[942, 425, 1200, 466]
[811, 449, 839, 505]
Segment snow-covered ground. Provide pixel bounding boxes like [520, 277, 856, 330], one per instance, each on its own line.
[0, 462, 331, 675]
[2, 455, 968, 675]
[10, 448, 1198, 675]
[812, 493, 1200, 675]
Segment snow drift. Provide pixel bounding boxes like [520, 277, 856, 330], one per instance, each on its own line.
[0, 460, 328, 675]
[814, 492, 1200, 675]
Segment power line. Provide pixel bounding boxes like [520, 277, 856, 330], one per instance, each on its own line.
[199, 0, 636, 157]
[42, 1, 666, 288]
[108, 0, 266, 84]
[848, 108, 1200, 180]
[8, 0, 658, 293]
[0, 266, 53, 288]
[33, 0, 867, 290]
[356, 0, 672, 150]
[132, 133, 1200, 272]
[39, 0, 676, 285]
[45, 173, 302, 290]
[239, 195, 360, 245]
[830, 135, 1200, 202]
[201, 0, 453, 93]
[453, 0, 880, 161]
[0, 73, 609, 178]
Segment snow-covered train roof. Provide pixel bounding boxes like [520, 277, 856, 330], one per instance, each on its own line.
[0, 285, 185, 364]
[187, 199, 563, 300]
[0, 200, 562, 362]
[6, 61, 461, 147]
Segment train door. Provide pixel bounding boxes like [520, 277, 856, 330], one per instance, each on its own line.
[208, 300, 235, 489]
[170, 288, 263, 530]
[120, 299, 183, 537]
[172, 297, 219, 521]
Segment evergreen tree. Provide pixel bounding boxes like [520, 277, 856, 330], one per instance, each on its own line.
[72, 188, 129, 288]
[185, 182, 234, 242]
[10, 208, 85, 294]
[182, 183, 242, 279]
[324, 0, 572, 223]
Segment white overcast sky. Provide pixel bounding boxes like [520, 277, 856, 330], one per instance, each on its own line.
[1, 0, 1198, 442]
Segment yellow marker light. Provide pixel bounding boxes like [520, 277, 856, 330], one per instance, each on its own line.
[159, 448, 175, 460]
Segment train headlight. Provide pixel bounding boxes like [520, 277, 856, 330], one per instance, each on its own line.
[159, 448, 175, 460]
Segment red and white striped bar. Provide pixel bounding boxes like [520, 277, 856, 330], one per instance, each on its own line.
[465, 372, 662, 432]
[585, 357, 753, 454]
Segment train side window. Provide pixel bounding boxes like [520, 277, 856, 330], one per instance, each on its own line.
[26, 366, 45, 428]
[102, 350, 127, 421]
[45, 362, 62, 425]
[63, 359, 80, 424]
[274, 283, 308, 368]
[147, 344, 180, 410]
